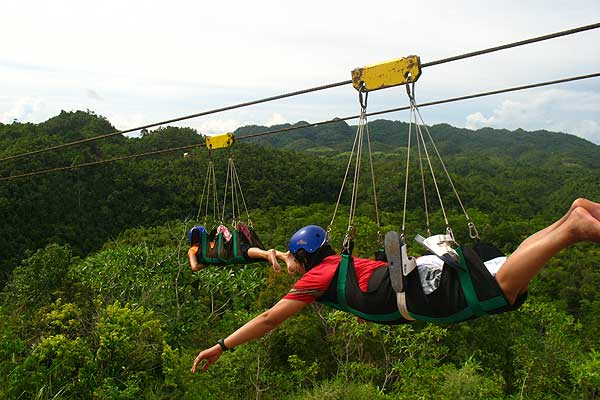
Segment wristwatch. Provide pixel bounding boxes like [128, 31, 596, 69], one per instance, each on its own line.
[217, 338, 229, 352]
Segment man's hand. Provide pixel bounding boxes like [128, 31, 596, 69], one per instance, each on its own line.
[191, 344, 222, 373]
[190, 300, 306, 374]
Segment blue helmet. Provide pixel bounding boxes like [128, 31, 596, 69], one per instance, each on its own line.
[189, 226, 208, 245]
[289, 225, 328, 254]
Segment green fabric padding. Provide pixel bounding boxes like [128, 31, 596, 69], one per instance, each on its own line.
[218, 230, 245, 264]
[408, 295, 507, 323]
[233, 230, 239, 259]
[323, 254, 401, 322]
[456, 248, 485, 318]
[320, 301, 402, 322]
[337, 254, 349, 309]
[408, 247, 508, 323]
[199, 230, 246, 265]
[200, 232, 221, 264]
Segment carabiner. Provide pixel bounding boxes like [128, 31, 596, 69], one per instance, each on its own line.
[468, 221, 480, 240]
[405, 80, 416, 103]
[359, 87, 368, 111]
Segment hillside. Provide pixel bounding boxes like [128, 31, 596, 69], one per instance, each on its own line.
[1, 111, 600, 399]
[1, 111, 600, 282]
[240, 119, 600, 169]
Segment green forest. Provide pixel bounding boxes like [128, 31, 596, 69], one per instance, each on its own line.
[1, 110, 599, 399]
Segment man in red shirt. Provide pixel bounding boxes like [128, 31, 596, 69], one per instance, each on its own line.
[192, 198, 600, 373]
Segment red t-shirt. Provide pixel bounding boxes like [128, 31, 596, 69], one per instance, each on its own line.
[283, 255, 388, 304]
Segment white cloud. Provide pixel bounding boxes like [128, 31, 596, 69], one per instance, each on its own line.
[197, 119, 242, 135]
[464, 89, 600, 143]
[265, 112, 287, 126]
[1, 1, 599, 139]
[0, 97, 49, 123]
[191, 113, 289, 136]
[574, 119, 600, 143]
[465, 111, 493, 129]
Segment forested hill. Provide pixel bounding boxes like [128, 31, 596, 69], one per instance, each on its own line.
[239, 119, 600, 169]
[1, 110, 599, 281]
[2, 110, 600, 399]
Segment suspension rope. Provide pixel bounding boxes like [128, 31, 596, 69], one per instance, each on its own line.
[196, 157, 220, 225]
[2, 72, 599, 182]
[415, 107, 431, 237]
[196, 160, 211, 223]
[414, 106, 472, 223]
[401, 102, 413, 237]
[415, 114, 449, 227]
[219, 157, 249, 227]
[328, 111, 362, 235]
[2, 23, 597, 164]
[365, 121, 382, 245]
[221, 159, 232, 223]
[344, 107, 366, 247]
[231, 161, 252, 226]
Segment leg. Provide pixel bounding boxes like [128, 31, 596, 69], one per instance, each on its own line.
[515, 198, 600, 253]
[246, 248, 302, 274]
[275, 250, 302, 274]
[496, 205, 600, 304]
[247, 247, 281, 272]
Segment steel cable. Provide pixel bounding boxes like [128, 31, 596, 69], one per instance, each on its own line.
[1, 71, 599, 182]
[1, 22, 598, 164]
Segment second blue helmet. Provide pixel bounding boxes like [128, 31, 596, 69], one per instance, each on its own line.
[189, 226, 208, 245]
[289, 225, 328, 254]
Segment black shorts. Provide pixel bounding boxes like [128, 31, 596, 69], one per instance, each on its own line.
[405, 243, 527, 323]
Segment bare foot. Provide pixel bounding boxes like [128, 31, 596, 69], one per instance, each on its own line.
[278, 251, 301, 274]
[572, 198, 600, 222]
[267, 249, 281, 273]
[569, 207, 600, 243]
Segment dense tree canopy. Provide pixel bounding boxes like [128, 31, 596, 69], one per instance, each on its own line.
[1, 110, 599, 398]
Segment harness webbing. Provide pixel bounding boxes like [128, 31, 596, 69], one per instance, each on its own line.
[455, 247, 485, 317]
[407, 248, 508, 323]
[198, 229, 246, 265]
[321, 254, 402, 322]
[336, 254, 350, 310]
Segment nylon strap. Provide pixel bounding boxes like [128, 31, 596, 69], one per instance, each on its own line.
[455, 247, 485, 317]
[337, 254, 350, 309]
[322, 254, 401, 322]
[231, 230, 239, 260]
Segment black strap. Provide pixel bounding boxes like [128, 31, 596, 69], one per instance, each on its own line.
[217, 338, 229, 352]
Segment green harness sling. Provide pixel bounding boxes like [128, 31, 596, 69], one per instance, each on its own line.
[322, 248, 508, 324]
[198, 229, 248, 265]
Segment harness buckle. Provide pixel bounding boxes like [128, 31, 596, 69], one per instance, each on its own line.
[415, 233, 464, 271]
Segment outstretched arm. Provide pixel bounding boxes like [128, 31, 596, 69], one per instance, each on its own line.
[188, 245, 204, 272]
[191, 298, 307, 373]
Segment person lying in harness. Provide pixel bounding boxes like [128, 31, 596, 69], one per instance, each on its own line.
[192, 198, 600, 373]
[187, 223, 298, 273]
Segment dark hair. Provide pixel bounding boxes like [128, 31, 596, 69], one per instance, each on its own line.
[295, 244, 336, 271]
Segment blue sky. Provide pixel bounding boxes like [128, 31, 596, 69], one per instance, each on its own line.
[1, 0, 599, 143]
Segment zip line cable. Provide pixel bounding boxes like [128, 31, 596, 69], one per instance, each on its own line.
[420, 22, 600, 68]
[2, 71, 598, 182]
[239, 72, 600, 139]
[1, 22, 598, 164]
